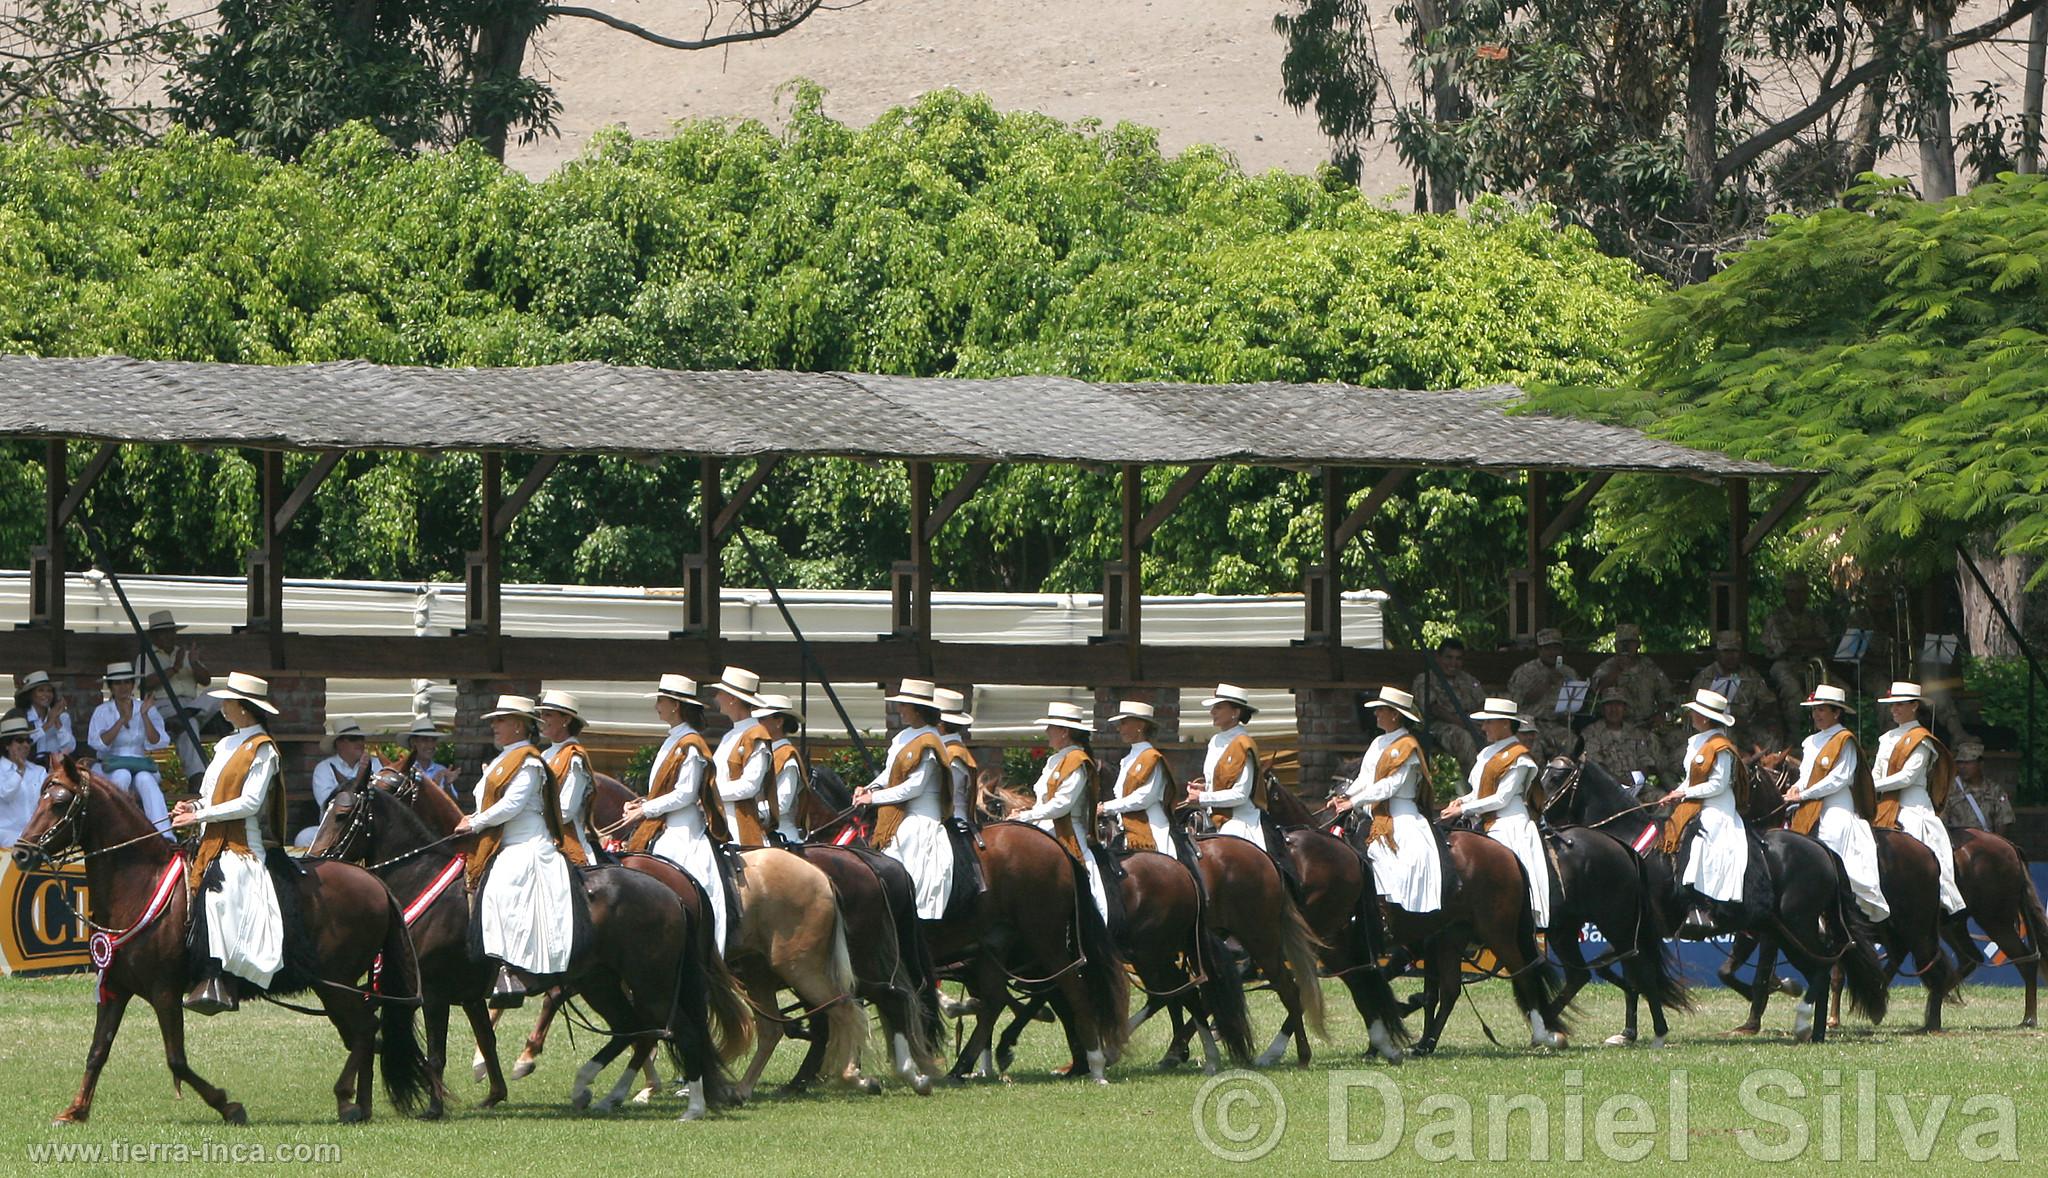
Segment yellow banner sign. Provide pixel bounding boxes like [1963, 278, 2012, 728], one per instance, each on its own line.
[0, 850, 93, 975]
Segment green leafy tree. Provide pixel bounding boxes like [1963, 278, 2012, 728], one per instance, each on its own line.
[1, 0, 193, 143]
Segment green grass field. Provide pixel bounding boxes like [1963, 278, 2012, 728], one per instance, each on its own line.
[0, 972, 2039, 1175]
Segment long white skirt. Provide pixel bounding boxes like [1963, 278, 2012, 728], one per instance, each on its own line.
[1216, 811, 1267, 845]
[204, 849, 282, 988]
[1485, 810, 1551, 926]
[1681, 805, 1749, 904]
[1896, 803, 1965, 914]
[1051, 825, 1110, 925]
[882, 812, 955, 920]
[480, 838, 575, 974]
[652, 824, 729, 952]
[1813, 804, 1891, 922]
[1367, 811, 1443, 914]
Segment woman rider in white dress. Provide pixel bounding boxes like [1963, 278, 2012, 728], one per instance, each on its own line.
[1657, 688, 1751, 937]
[752, 694, 808, 847]
[1014, 701, 1110, 922]
[1334, 686, 1442, 914]
[620, 675, 728, 950]
[1872, 681, 1965, 915]
[538, 690, 599, 865]
[89, 661, 171, 837]
[1440, 696, 1550, 926]
[1097, 700, 1178, 863]
[853, 680, 954, 920]
[1783, 684, 1890, 922]
[451, 695, 576, 1007]
[169, 672, 284, 1014]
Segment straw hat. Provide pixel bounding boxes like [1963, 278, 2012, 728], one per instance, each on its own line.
[1034, 701, 1092, 732]
[750, 693, 804, 729]
[12, 669, 51, 708]
[711, 666, 764, 708]
[1877, 681, 1925, 704]
[402, 716, 444, 741]
[207, 671, 279, 715]
[1471, 695, 1521, 722]
[1199, 684, 1258, 716]
[934, 688, 974, 727]
[536, 689, 581, 717]
[321, 716, 369, 753]
[650, 674, 701, 704]
[1681, 688, 1736, 728]
[1106, 699, 1159, 726]
[102, 661, 138, 683]
[479, 694, 538, 721]
[0, 713, 31, 741]
[1364, 685, 1421, 724]
[145, 609, 184, 633]
[1801, 683, 1856, 713]
[885, 679, 939, 707]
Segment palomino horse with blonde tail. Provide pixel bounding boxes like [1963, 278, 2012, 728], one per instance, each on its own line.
[12, 757, 433, 1125]
[363, 763, 747, 1119]
[513, 773, 874, 1101]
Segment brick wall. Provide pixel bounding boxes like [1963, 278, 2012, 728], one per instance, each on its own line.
[453, 676, 540, 776]
[1294, 687, 1366, 793]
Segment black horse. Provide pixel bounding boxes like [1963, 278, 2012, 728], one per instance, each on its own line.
[1549, 759, 1887, 1042]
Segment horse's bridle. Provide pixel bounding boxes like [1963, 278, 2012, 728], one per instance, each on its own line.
[22, 776, 92, 866]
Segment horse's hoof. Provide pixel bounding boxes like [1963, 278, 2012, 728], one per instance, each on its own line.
[1602, 1033, 1634, 1047]
[594, 1098, 619, 1114]
[479, 1094, 503, 1110]
[938, 993, 979, 1018]
[472, 1060, 489, 1082]
[630, 1087, 654, 1106]
[913, 1074, 933, 1097]
[338, 1106, 367, 1125]
[1825, 1017, 1841, 1029]
[510, 1058, 536, 1080]
[677, 1107, 705, 1123]
[859, 1077, 883, 1096]
[2021, 1017, 2037, 1029]
[1410, 1042, 1436, 1058]
[420, 1105, 445, 1122]
[221, 1104, 247, 1126]
[1722, 1025, 1759, 1037]
[571, 1089, 592, 1112]
[52, 1111, 85, 1126]
[1777, 977, 1804, 998]
[1646, 1036, 1667, 1049]
[1156, 1055, 1185, 1071]
[1550, 1033, 1569, 1050]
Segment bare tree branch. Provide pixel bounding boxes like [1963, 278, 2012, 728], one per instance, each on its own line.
[1716, 0, 2038, 183]
[544, 1, 836, 51]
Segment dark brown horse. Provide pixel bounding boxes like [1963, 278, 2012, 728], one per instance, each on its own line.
[1268, 782, 1550, 1056]
[805, 769, 1130, 1083]
[1946, 827, 2047, 1026]
[360, 765, 746, 1119]
[12, 757, 431, 1125]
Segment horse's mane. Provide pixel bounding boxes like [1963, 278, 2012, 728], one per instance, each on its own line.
[406, 769, 467, 835]
[1564, 758, 1638, 822]
[366, 782, 443, 852]
[807, 764, 851, 810]
[1264, 776, 1316, 827]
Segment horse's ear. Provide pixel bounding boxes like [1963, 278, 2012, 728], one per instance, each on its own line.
[352, 755, 375, 789]
[395, 749, 417, 774]
[53, 755, 76, 785]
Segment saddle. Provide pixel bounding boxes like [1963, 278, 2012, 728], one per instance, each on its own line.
[1087, 844, 1130, 941]
[712, 842, 749, 945]
[185, 848, 319, 997]
[945, 816, 989, 895]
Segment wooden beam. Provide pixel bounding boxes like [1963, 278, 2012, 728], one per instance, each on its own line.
[54, 442, 118, 528]
[1525, 470, 1548, 635]
[1122, 464, 1143, 666]
[1332, 468, 1411, 550]
[1727, 478, 1752, 644]
[36, 441, 69, 665]
[909, 461, 934, 642]
[273, 451, 343, 533]
[710, 456, 779, 539]
[493, 454, 562, 536]
[1536, 472, 1613, 550]
[1136, 463, 1213, 545]
[923, 462, 994, 541]
[1742, 473, 1819, 556]
[695, 458, 723, 642]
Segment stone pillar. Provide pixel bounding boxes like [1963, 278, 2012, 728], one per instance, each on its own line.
[454, 676, 540, 776]
[265, 673, 327, 840]
[1293, 687, 1364, 795]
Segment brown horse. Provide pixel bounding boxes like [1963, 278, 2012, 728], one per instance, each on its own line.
[1946, 827, 2047, 1026]
[375, 766, 748, 1118]
[12, 757, 432, 1125]
[538, 774, 871, 1101]
[806, 769, 1130, 1083]
[1267, 783, 1551, 1056]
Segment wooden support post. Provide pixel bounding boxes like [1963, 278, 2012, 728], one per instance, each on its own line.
[494, 454, 562, 537]
[1136, 463, 1213, 545]
[710, 456, 778, 539]
[463, 452, 504, 645]
[274, 451, 343, 533]
[682, 458, 723, 640]
[1741, 473, 1818, 556]
[1515, 470, 1549, 640]
[1305, 466, 1343, 647]
[1331, 468, 1410, 551]
[906, 461, 934, 642]
[924, 463, 994, 541]
[1536, 472, 1613, 551]
[243, 450, 287, 667]
[1102, 465, 1144, 674]
[28, 441, 72, 666]
[1725, 478, 1752, 643]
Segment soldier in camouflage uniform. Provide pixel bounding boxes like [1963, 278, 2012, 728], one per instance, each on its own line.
[1588, 623, 1674, 722]
[1413, 637, 1486, 773]
[1577, 688, 1661, 783]
[1688, 630, 1780, 753]
[1942, 739, 2013, 836]
[1761, 573, 1831, 737]
[1508, 627, 1581, 761]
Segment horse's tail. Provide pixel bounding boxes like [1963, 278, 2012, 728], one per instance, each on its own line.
[375, 894, 434, 1117]
[665, 900, 738, 1106]
[886, 862, 945, 1052]
[1193, 910, 1256, 1065]
[1279, 888, 1329, 1043]
[2017, 855, 2048, 962]
[1827, 868, 1890, 1024]
[1630, 852, 1695, 1015]
[1070, 854, 1131, 1057]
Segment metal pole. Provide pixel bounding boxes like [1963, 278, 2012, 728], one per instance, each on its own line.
[74, 523, 206, 764]
[730, 527, 876, 778]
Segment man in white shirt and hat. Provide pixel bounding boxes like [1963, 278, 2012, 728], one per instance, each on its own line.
[855, 680, 955, 920]
[708, 666, 773, 846]
[296, 717, 381, 846]
[401, 716, 462, 800]
[1872, 681, 1964, 915]
[1783, 684, 1888, 922]
[1442, 696, 1550, 926]
[1333, 686, 1442, 914]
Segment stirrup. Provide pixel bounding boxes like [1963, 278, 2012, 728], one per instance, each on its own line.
[488, 965, 528, 1009]
[183, 976, 238, 1016]
[1676, 907, 1716, 942]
